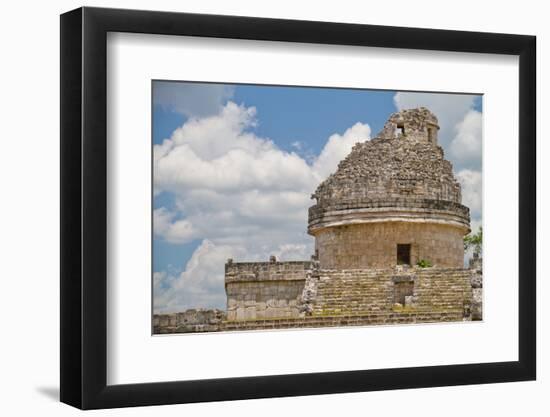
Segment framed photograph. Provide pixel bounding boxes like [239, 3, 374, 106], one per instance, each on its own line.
[60, 6, 536, 409]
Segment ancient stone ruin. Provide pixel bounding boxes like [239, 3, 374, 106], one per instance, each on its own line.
[154, 107, 482, 334]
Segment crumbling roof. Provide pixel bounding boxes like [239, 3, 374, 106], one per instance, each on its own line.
[312, 108, 461, 205]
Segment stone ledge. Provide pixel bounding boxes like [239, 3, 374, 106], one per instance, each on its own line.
[309, 198, 469, 219]
[308, 206, 470, 235]
[225, 260, 313, 283]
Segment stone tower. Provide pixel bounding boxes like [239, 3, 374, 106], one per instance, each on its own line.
[308, 107, 470, 269]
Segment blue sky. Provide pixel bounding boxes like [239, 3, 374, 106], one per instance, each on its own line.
[152, 81, 482, 313]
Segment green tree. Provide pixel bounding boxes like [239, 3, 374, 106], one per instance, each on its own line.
[464, 227, 483, 257]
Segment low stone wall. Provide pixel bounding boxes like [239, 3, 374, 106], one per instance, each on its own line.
[225, 259, 312, 321]
[153, 309, 226, 334]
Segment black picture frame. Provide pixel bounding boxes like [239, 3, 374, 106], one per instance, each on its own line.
[60, 6, 536, 410]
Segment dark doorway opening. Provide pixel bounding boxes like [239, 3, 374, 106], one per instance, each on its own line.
[393, 281, 414, 305]
[397, 244, 411, 265]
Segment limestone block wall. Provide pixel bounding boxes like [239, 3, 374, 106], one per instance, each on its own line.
[314, 222, 465, 269]
[153, 309, 226, 334]
[225, 260, 312, 321]
[310, 268, 474, 317]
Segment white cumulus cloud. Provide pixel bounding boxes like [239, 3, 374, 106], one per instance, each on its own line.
[153, 207, 197, 244]
[450, 110, 482, 170]
[155, 102, 316, 194]
[154, 240, 240, 312]
[456, 169, 482, 219]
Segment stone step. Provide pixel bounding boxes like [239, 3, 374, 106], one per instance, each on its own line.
[309, 269, 473, 317]
[222, 311, 465, 331]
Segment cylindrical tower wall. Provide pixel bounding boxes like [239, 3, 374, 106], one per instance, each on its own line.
[314, 222, 465, 269]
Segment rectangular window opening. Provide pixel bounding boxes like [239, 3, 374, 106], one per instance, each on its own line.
[396, 123, 405, 136]
[397, 244, 411, 265]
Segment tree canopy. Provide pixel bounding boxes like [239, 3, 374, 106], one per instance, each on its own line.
[464, 227, 483, 257]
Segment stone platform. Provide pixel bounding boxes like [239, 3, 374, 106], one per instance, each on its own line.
[153, 266, 480, 334]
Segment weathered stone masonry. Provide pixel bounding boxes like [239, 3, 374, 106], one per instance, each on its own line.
[153, 108, 482, 333]
[313, 222, 465, 270]
[153, 309, 226, 334]
[224, 259, 312, 320]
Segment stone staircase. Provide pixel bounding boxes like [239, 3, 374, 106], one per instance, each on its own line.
[310, 268, 473, 317]
[221, 267, 474, 332]
[413, 268, 473, 313]
[222, 310, 464, 331]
